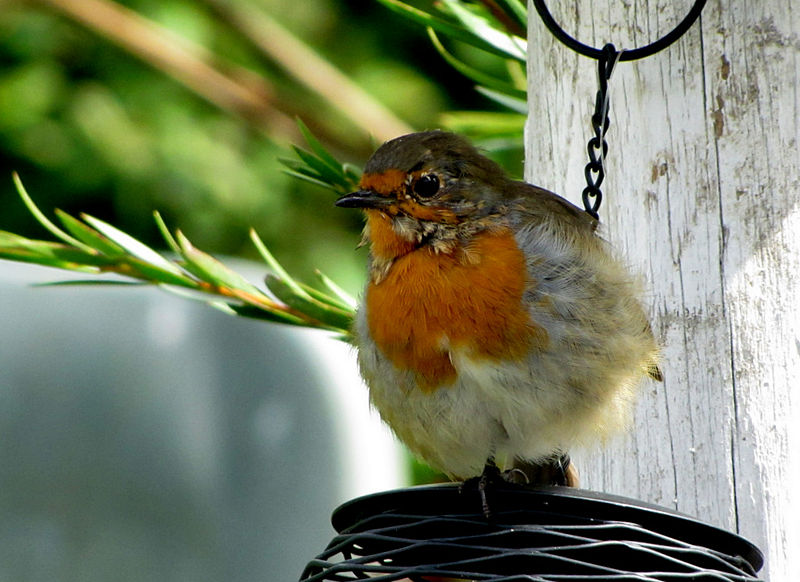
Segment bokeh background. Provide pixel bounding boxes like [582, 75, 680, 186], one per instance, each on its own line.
[0, 0, 524, 293]
[0, 1, 525, 580]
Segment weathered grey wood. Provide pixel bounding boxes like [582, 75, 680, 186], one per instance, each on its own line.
[526, 2, 799, 579]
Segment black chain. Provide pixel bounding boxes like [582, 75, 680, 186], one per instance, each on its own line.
[582, 44, 621, 220]
[531, 0, 707, 219]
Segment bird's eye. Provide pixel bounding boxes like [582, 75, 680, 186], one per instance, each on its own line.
[413, 174, 440, 198]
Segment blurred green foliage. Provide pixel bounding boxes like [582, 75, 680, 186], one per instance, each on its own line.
[0, 0, 525, 295]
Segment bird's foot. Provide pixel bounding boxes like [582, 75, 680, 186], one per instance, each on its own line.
[511, 454, 579, 487]
[460, 455, 578, 520]
[460, 459, 506, 520]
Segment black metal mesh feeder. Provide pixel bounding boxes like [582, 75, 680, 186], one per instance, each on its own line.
[300, 483, 763, 581]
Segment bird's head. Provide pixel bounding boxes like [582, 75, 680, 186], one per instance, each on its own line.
[336, 131, 513, 261]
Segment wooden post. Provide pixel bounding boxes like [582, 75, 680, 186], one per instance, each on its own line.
[526, 2, 798, 579]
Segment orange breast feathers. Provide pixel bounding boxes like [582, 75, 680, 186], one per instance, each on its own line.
[364, 215, 548, 390]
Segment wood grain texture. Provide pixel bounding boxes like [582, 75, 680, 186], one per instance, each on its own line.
[526, 2, 799, 579]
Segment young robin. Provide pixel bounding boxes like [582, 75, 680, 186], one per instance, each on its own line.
[336, 131, 661, 487]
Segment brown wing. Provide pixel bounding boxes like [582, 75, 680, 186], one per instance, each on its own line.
[508, 180, 665, 384]
[504, 180, 598, 232]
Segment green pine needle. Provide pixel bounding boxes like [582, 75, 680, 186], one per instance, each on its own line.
[1, 174, 356, 339]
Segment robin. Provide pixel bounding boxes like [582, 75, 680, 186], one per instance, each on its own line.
[335, 131, 661, 489]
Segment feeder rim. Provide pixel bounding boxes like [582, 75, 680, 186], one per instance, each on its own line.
[331, 483, 763, 572]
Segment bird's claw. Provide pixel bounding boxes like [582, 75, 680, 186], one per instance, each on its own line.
[460, 459, 505, 520]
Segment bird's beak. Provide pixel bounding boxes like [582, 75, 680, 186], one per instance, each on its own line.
[335, 190, 392, 210]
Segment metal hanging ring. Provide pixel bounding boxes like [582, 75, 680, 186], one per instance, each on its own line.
[531, 0, 707, 62]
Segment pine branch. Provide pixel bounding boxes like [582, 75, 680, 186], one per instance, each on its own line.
[1, 171, 356, 340]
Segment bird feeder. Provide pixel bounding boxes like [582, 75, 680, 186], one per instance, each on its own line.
[300, 484, 763, 581]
